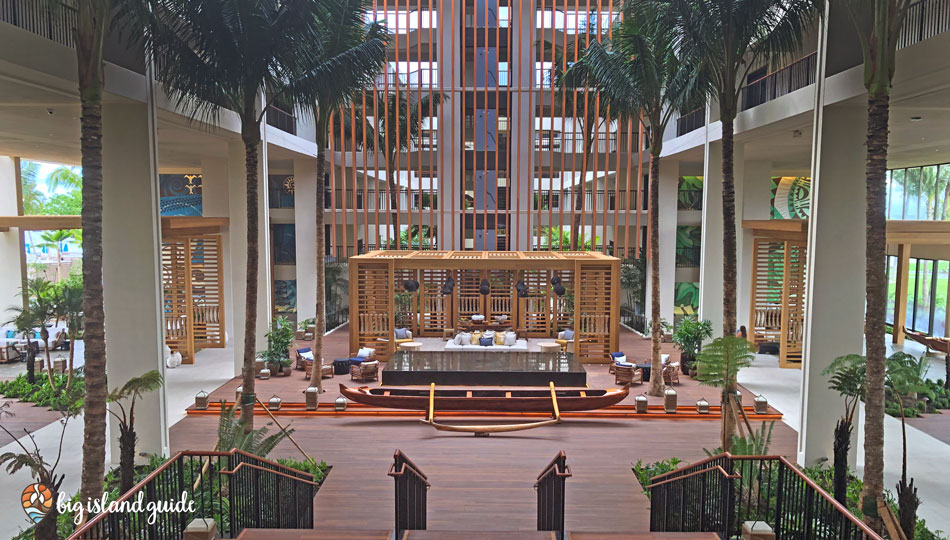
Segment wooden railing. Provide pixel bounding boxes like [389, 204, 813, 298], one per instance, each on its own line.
[535, 451, 572, 540]
[69, 449, 316, 539]
[899, 0, 950, 48]
[389, 449, 429, 537]
[648, 453, 884, 540]
[741, 53, 818, 111]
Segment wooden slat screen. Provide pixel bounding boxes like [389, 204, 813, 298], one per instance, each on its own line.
[519, 269, 551, 337]
[355, 262, 393, 359]
[575, 263, 612, 362]
[161, 239, 193, 363]
[748, 238, 807, 369]
[455, 269, 483, 324]
[486, 269, 514, 323]
[189, 235, 225, 349]
[420, 269, 451, 335]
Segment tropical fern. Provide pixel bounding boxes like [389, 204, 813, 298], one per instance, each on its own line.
[693, 336, 754, 389]
[215, 402, 292, 458]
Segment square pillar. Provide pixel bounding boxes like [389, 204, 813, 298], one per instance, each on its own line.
[647, 158, 678, 323]
[798, 103, 867, 466]
[699, 141, 724, 336]
[0, 156, 25, 311]
[294, 158, 318, 322]
[102, 101, 168, 459]
[437, 0, 463, 250]
[737, 160, 773, 332]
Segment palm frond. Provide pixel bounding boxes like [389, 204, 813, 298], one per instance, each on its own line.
[694, 336, 755, 388]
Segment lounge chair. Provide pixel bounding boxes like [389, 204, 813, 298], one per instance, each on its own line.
[614, 364, 643, 386]
[294, 344, 314, 371]
[351, 360, 379, 382]
[662, 361, 681, 385]
[304, 358, 333, 380]
[555, 329, 575, 352]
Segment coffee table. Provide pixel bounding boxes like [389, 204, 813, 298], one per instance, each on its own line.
[399, 341, 423, 352]
[538, 342, 561, 354]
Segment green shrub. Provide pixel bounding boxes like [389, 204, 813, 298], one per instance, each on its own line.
[632, 457, 682, 495]
[277, 457, 330, 484]
[0, 371, 84, 412]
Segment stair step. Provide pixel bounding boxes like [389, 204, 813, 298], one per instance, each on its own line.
[237, 530, 721, 540]
[236, 530, 392, 540]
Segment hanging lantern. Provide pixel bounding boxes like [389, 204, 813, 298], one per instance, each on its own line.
[479, 278, 491, 295]
[268, 395, 282, 411]
[235, 385, 243, 403]
[754, 395, 769, 415]
[404, 279, 419, 292]
[195, 390, 210, 410]
[696, 397, 710, 415]
[335, 395, 348, 411]
[305, 386, 320, 410]
[664, 388, 678, 414]
[550, 275, 562, 286]
[259, 367, 271, 380]
[553, 283, 566, 296]
[635, 394, 649, 414]
[516, 279, 527, 292]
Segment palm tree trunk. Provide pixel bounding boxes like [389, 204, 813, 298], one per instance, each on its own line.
[648, 153, 664, 397]
[239, 134, 261, 431]
[309, 148, 327, 393]
[41, 328, 54, 387]
[66, 332, 75, 390]
[861, 92, 889, 533]
[721, 116, 738, 337]
[79, 93, 108, 506]
[832, 417, 852, 505]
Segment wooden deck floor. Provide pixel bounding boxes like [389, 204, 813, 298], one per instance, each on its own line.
[0, 399, 63, 446]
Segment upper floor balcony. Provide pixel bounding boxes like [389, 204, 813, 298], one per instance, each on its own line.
[266, 105, 297, 135]
[740, 52, 817, 111]
[675, 108, 706, 137]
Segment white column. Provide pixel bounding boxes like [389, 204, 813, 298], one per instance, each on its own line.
[294, 158, 318, 322]
[798, 107, 867, 465]
[699, 141, 724, 337]
[511, 0, 535, 250]
[437, 0, 463, 250]
[200, 157, 235, 352]
[102, 101, 168, 460]
[0, 156, 24, 311]
[647, 157, 677, 323]
[737, 160, 773, 332]
[225, 139, 272, 374]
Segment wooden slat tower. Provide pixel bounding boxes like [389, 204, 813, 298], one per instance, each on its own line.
[744, 220, 808, 369]
[349, 251, 620, 362]
[160, 234, 226, 364]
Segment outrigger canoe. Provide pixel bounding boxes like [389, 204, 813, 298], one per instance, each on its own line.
[339, 384, 629, 412]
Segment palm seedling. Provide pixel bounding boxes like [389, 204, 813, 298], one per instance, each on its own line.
[694, 335, 755, 452]
[105, 369, 164, 493]
[823, 353, 867, 505]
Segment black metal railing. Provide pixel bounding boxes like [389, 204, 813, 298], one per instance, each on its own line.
[676, 107, 706, 136]
[899, 0, 950, 48]
[621, 305, 646, 333]
[324, 188, 440, 211]
[326, 305, 349, 332]
[676, 246, 701, 268]
[389, 450, 429, 538]
[532, 189, 644, 212]
[741, 53, 818, 111]
[266, 105, 297, 135]
[0, 0, 77, 47]
[69, 449, 316, 539]
[677, 188, 703, 211]
[648, 453, 884, 540]
[536, 451, 572, 540]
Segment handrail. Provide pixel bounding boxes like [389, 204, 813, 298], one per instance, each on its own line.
[219, 461, 320, 486]
[647, 465, 739, 488]
[536, 450, 570, 482]
[389, 449, 430, 482]
[744, 52, 817, 88]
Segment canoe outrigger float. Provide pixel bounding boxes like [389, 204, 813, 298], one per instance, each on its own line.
[339, 382, 630, 434]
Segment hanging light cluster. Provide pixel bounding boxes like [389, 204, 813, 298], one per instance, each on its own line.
[441, 277, 455, 296]
[551, 275, 566, 297]
[403, 279, 419, 292]
[479, 278, 491, 296]
[515, 279, 528, 298]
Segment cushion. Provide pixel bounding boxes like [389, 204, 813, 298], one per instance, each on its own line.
[395, 327, 409, 340]
[471, 332, 482, 345]
[300, 351, 314, 360]
[453, 333, 464, 345]
[612, 355, 627, 365]
[495, 332, 506, 345]
[5, 330, 15, 339]
[298, 347, 312, 354]
[561, 329, 574, 340]
[504, 332, 517, 347]
[458, 332, 472, 345]
[34, 331, 42, 339]
[483, 330, 495, 340]
[609, 352, 625, 359]
[615, 360, 634, 368]
[362, 360, 378, 368]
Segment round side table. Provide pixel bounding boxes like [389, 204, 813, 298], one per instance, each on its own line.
[399, 341, 423, 352]
[538, 341, 560, 354]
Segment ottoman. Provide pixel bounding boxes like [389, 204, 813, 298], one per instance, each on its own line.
[333, 359, 352, 375]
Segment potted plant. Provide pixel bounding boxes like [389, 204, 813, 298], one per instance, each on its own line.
[672, 316, 713, 376]
[645, 317, 672, 342]
[296, 317, 316, 340]
[260, 316, 295, 376]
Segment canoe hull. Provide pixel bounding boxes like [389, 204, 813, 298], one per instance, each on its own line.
[339, 384, 628, 412]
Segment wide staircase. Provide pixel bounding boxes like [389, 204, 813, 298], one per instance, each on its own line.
[68, 450, 880, 540]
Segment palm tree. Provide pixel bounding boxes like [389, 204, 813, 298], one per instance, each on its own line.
[73, 0, 115, 507]
[823, 353, 867, 506]
[885, 352, 928, 539]
[571, 3, 707, 398]
[656, 0, 819, 337]
[19, 161, 45, 215]
[139, 0, 328, 429]
[37, 229, 76, 281]
[46, 166, 83, 192]
[694, 335, 754, 451]
[343, 89, 443, 245]
[8, 278, 59, 387]
[54, 273, 84, 390]
[299, 0, 387, 393]
[835, 0, 913, 530]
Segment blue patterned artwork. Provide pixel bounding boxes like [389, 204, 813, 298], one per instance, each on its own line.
[274, 280, 297, 314]
[160, 173, 203, 216]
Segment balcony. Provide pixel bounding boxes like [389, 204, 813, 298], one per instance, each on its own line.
[266, 105, 297, 135]
[740, 52, 817, 111]
[324, 188, 439, 211]
[1, 1, 76, 47]
[532, 189, 642, 212]
[533, 132, 635, 153]
[899, 0, 950, 48]
[675, 246, 701, 268]
[675, 108, 705, 137]
[677, 188, 703, 211]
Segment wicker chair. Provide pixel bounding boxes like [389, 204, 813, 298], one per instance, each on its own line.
[293, 344, 314, 371]
[304, 358, 333, 380]
[614, 364, 643, 386]
[555, 329, 575, 352]
[662, 362, 680, 385]
[351, 360, 379, 382]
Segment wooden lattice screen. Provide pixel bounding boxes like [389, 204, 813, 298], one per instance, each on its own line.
[487, 270, 514, 323]
[748, 239, 807, 368]
[419, 269, 451, 336]
[519, 269, 551, 336]
[161, 234, 225, 364]
[575, 263, 615, 363]
[352, 261, 393, 359]
[456, 269, 483, 324]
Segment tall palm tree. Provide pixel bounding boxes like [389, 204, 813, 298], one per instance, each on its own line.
[656, 0, 819, 337]
[301, 0, 388, 393]
[836, 0, 912, 530]
[47, 166, 83, 192]
[343, 90, 443, 245]
[571, 2, 707, 400]
[140, 0, 327, 429]
[73, 0, 115, 507]
[37, 229, 76, 281]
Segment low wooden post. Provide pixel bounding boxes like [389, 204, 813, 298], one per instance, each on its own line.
[183, 518, 216, 540]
